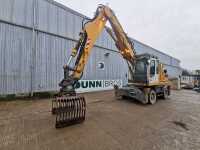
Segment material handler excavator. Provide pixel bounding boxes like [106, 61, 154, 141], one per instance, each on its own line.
[52, 5, 170, 128]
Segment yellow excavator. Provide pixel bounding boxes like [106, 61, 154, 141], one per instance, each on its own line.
[52, 5, 170, 128]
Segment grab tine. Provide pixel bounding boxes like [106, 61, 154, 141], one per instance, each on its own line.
[53, 96, 86, 128]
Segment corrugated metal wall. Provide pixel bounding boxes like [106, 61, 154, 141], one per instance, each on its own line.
[0, 23, 32, 94]
[0, 0, 181, 95]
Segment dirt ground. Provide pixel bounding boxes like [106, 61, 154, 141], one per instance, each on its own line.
[0, 90, 200, 150]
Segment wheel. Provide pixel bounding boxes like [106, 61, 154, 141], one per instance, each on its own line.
[163, 88, 169, 99]
[148, 89, 157, 104]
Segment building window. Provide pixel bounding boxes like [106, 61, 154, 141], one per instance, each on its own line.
[97, 62, 105, 70]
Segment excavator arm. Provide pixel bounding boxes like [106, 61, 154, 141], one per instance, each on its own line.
[53, 5, 137, 128]
[59, 5, 136, 94]
[52, 5, 171, 128]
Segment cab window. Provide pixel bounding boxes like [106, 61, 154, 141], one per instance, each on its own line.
[150, 60, 155, 76]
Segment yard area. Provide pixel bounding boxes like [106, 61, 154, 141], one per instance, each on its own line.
[0, 90, 200, 150]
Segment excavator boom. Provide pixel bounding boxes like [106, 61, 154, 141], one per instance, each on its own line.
[65, 5, 135, 81]
[52, 5, 170, 128]
[53, 5, 136, 128]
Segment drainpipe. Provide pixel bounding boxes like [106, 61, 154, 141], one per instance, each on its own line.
[30, 0, 37, 96]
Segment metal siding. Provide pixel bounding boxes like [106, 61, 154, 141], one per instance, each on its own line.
[171, 57, 180, 67]
[33, 32, 128, 92]
[133, 39, 172, 65]
[164, 65, 182, 78]
[0, 23, 32, 94]
[37, 0, 118, 51]
[57, 6, 66, 36]
[0, 0, 181, 95]
[82, 47, 128, 85]
[34, 32, 73, 92]
[26, 0, 34, 27]
[37, 0, 82, 40]
[48, 2, 58, 34]
[38, 0, 48, 31]
[0, 0, 33, 27]
[102, 30, 107, 48]
[0, 0, 13, 22]
[66, 11, 74, 39]
[74, 15, 82, 40]
[12, 0, 26, 26]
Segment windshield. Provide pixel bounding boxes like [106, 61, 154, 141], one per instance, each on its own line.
[135, 60, 146, 74]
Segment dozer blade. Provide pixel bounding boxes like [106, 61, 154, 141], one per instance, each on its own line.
[52, 96, 86, 128]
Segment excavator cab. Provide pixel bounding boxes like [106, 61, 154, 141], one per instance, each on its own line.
[131, 54, 159, 84]
[132, 53, 167, 85]
[115, 54, 170, 104]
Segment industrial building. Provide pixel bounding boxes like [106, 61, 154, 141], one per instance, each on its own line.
[0, 0, 182, 95]
[181, 70, 200, 88]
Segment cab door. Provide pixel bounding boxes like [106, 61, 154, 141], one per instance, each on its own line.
[149, 59, 159, 84]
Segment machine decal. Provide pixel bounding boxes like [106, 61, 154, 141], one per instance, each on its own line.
[75, 79, 123, 92]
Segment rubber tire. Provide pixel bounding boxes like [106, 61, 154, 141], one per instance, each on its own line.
[163, 88, 169, 99]
[148, 89, 157, 105]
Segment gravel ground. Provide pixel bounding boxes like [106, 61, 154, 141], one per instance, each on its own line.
[0, 90, 200, 150]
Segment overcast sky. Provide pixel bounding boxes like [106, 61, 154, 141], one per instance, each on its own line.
[55, 0, 200, 70]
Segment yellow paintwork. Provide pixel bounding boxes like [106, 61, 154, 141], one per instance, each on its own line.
[158, 63, 169, 83]
[71, 5, 135, 79]
[73, 12, 107, 78]
[148, 63, 169, 86]
[68, 5, 169, 88]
